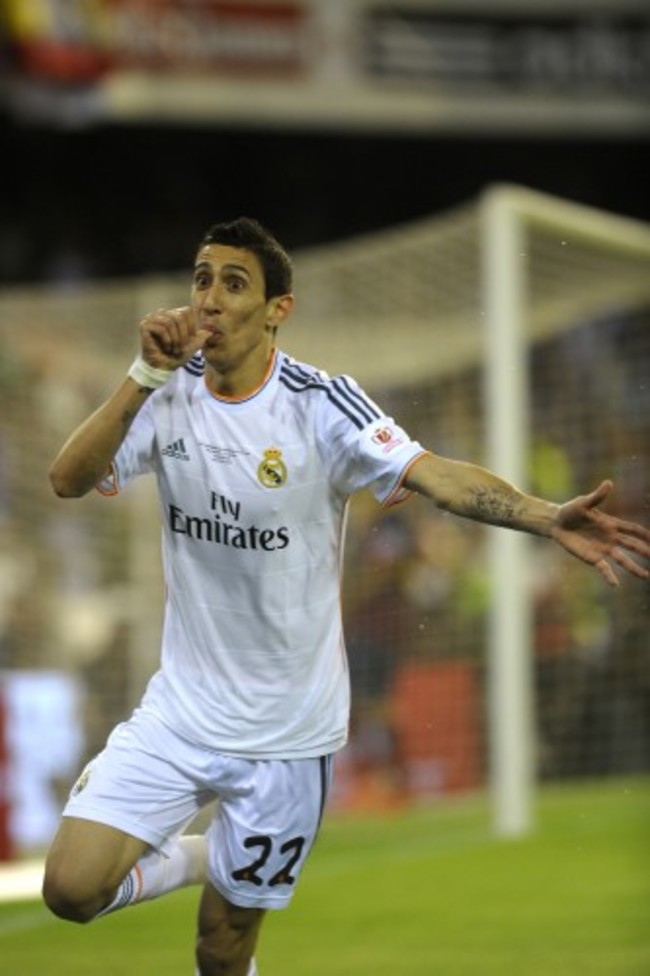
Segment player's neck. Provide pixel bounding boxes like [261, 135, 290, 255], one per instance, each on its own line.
[204, 347, 276, 401]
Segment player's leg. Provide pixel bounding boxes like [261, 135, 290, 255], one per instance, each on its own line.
[96, 830, 207, 918]
[43, 817, 149, 922]
[196, 882, 265, 976]
[196, 753, 334, 975]
[43, 710, 212, 923]
[43, 818, 208, 923]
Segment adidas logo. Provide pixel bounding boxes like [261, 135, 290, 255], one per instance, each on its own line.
[162, 437, 190, 461]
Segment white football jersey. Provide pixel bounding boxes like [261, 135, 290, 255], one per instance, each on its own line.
[99, 350, 426, 758]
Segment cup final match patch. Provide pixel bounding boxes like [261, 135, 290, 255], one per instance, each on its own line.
[371, 425, 404, 454]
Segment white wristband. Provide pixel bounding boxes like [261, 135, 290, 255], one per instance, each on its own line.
[128, 355, 173, 390]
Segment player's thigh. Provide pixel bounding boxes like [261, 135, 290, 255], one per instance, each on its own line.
[62, 710, 213, 855]
[209, 754, 333, 910]
[44, 817, 149, 902]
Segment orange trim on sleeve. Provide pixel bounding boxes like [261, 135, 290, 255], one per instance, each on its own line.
[95, 461, 119, 497]
[382, 450, 432, 508]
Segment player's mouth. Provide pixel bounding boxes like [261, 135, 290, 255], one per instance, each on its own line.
[202, 323, 225, 343]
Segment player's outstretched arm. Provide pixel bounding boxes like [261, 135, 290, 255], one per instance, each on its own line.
[49, 306, 209, 498]
[404, 454, 650, 588]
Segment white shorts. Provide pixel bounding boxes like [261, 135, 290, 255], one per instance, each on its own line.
[63, 708, 334, 910]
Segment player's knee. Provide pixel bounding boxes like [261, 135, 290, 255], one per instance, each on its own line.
[42, 865, 109, 924]
[195, 929, 245, 975]
[42, 883, 94, 923]
[196, 941, 255, 976]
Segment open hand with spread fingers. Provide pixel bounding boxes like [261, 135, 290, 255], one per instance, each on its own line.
[551, 480, 650, 587]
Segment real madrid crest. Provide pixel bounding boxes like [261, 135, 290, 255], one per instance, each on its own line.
[71, 764, 92, 796]
[257, 447, 287, 488]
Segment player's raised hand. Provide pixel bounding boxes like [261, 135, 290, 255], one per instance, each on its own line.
[139, 306, 211, 370]
[551, 479, 650, 587]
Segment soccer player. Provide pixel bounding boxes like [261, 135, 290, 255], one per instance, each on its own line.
[42, 218, 650, 976]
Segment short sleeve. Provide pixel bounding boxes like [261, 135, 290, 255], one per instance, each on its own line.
[316, 374, 426, 505]
[96, 398, 157, 495]
[356, 419, 427, 505]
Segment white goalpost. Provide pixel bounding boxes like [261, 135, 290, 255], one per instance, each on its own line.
[481, 185, 650, 835]
[481, 190, 534, 837]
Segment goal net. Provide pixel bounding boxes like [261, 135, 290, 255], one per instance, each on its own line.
[0, 185, 648, 853]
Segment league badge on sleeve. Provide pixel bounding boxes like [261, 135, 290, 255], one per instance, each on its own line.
[370, 425, 404, 454]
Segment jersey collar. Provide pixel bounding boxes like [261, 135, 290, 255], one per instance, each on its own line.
[204, 348, 278, 404]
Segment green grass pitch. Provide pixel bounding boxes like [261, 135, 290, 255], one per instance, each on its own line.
[1, 777, 648, 975]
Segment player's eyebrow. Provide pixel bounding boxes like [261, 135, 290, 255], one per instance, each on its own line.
[194, 260, 252, 279]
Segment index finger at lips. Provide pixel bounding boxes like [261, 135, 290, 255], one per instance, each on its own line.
[161, 308, 194, 353]
[169, 307, 199, 348]
[143, 310, 182, 355]
[172, 306, 196, 332]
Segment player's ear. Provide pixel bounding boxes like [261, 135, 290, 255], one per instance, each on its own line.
[267, 293, 295, 330]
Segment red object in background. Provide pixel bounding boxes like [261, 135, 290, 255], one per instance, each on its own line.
[3, 0, 109, 82]
[5, 0, 307, 80]
[15, 42, 109, 82]
[0, 687, 14, 861]
[391, 662, 482, 796]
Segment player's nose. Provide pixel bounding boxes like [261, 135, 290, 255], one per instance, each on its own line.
[202, 282, 225, 312]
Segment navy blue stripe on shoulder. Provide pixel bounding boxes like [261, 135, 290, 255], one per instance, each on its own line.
[331, 375, 381, 426]
[279, 357, 322, 383]
[278, 360, 380, 431]
[183, 354, 205, 377]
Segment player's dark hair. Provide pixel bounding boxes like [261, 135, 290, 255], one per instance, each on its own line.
[201, 217, 293, 299]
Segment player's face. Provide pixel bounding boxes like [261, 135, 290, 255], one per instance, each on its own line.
[191, 243, 292, 390]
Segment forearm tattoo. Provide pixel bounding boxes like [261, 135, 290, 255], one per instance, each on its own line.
[467, 486, 518, 526]
[121, 388, 150, 435]
[120, 405, 142, 436]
